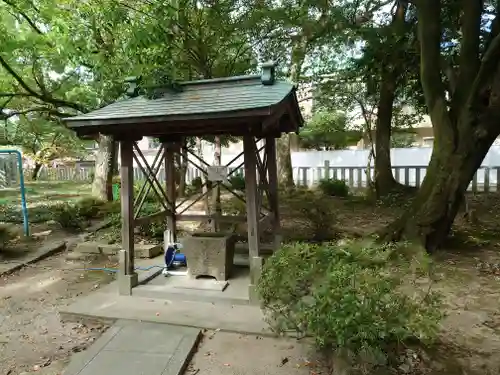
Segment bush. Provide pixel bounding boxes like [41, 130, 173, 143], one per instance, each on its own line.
[191, 176, 203, 190]
[53, 198, 106, 230]
[75, 197, 105, 219]
[133, 182, 158, 204]
[318, 178, 349, 197]
[228, 174, 245, 191]
[258, 240, 442, 360]
[53, 203, 85, 230]
[281, 188, 337, 241]
[221, 196, 247, 215]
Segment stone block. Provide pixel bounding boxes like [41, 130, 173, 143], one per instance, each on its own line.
[75, 242, 100, 254]
[135, 244, 162, 258]
[182, 233, 236, 281]
[74, 242, 161, 259]
[99, 244, 121, 255]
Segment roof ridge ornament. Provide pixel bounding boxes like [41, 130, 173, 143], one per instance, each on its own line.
[261, 61, 277, 86]
[125, 76, 141, 98]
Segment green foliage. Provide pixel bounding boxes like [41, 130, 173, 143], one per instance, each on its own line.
[75, 197, 105, 219]
[53, 197, 105, 229]
[300, 111, 362, 150]
[222, 196, 247, 216]
[391, 129, 417, 148]
[281, 188, 337, 241]
[134, 202, 165, 238]
[133, 182, 158, 204]
[228, 173, 245, 191]
[186, 176, 204, 195]
[53, 203, 85, 230]
[258, 240, 443, 358]
[318, 178, 350, 197]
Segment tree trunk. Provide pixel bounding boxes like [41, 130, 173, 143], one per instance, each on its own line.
[380, 130, 496, 252]
[374, 74, 399, 197]
[276, 36, 307, 189]
[92, 134, 114, 201]
[31, 163, 42, 180]
[374, 0, 408, 198]
[277, 134, 294, 187]
[381, 0, 500, 251]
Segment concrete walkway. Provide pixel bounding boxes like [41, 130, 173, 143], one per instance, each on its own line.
[63, 320, 201, 375]
[60, 291, 272, 335]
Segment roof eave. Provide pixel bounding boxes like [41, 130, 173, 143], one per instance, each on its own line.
[64, 106, 274, 129]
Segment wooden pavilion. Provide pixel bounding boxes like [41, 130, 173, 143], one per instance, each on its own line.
[64, 62, 304, 301]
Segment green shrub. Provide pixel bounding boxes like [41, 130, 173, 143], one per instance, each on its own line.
[222, 197, 247, 217]
[75, 197, 105, 219]
[228, 174, 245, 191]
[133, 182, 158, 203]
[191, 176, 203, 190]
[135, 202, 165, 238]
[281, 188, 337, 241]
[53, 203, 85, 230]
[258, 240, 442, 359]
[318, 178, 349, 197]
[100, 201, 121, 215]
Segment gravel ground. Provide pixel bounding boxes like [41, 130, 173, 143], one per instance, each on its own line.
[0, 253, 116, 375]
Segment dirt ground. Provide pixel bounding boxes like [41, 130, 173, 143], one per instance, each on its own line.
[0, 253, 116, 375]
[186, 330, 326, 375]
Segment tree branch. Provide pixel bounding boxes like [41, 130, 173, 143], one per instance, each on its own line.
[451, 0, 482, 115]
[0, 55, 88, 113]
[416, 0, 454, 142]
[1, 0, 44, 34]
[1, 106, 70, 120]
[468, 32, 500, 113]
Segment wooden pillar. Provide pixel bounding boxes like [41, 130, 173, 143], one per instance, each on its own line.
[211, 136, 222, 232]
[243, 134, 261, 303]
[118, 138, 138, 295]
[265, 136, 281, 248]
[164, 142, 177, 243]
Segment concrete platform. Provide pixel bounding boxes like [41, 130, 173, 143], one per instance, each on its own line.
[63, 320, 201, 375]
[133, 266, 250, 305]
[60, 256, 271, 336]
[60, 290, 271, 336]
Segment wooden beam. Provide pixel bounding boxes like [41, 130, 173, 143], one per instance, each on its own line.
[265, 136, 281, 247]
[164, 142, 178, 242]
[133, 211, 247, 226]
[120, 139, 135, 275]
[243, 134, 260, 258]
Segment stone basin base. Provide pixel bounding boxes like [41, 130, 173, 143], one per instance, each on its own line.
[182, 233, 236, 281]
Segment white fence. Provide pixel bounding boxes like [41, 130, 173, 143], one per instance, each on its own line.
[0, 154, 17, 188]
[17, 146, 500, 193]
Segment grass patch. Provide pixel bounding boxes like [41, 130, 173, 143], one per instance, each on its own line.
[0, 181, 93, 223]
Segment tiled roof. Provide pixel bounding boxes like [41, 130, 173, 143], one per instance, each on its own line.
[65, 76, 296, 125]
